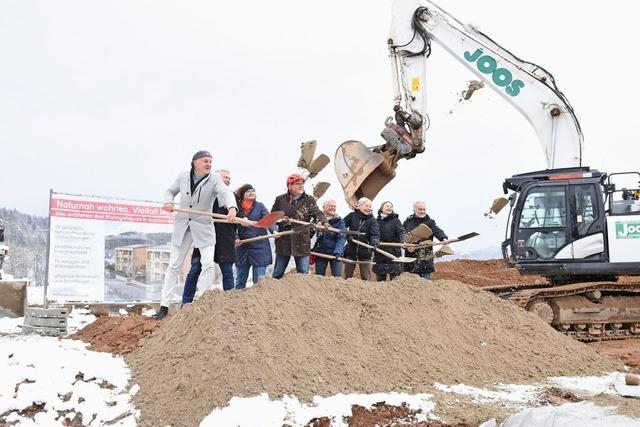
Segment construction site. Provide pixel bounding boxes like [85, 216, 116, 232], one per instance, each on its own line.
[1, 0, 640, 425]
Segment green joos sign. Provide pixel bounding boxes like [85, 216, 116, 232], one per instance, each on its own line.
[616, 221, 640, 239]
[464, 48, 524, 97]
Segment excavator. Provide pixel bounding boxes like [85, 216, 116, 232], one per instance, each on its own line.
[334, 0, 640, 340]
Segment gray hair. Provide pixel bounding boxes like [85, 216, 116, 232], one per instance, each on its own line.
[413, 201, 426, 209]
[216, 169, 230, 175]
[358, 197, 372, 207]
[322, 199, 337, 209]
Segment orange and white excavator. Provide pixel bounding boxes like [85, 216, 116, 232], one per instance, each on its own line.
[334, 0, 640, 340]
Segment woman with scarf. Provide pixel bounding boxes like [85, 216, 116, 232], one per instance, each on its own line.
[234, 184, 273, 288]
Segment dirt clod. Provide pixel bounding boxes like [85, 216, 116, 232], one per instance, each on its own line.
[70, 314, 159, 355]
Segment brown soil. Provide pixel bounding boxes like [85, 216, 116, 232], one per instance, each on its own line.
[433, 259, 640, 375]
[127, 273, 619, 427]
[432, 259, 546, 287]
[588, 340, 640, 374]
[70, 314, 159, 355]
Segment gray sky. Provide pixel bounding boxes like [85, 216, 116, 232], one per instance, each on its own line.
[1, 0, 638, 254]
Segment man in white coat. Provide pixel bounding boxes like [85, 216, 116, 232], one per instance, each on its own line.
[156, 150, 238, 319]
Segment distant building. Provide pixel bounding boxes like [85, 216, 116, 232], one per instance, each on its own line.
[145, 244, 193, 285]
[115, 244, 150, 278]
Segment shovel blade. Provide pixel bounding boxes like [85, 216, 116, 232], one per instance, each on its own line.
[435, 244, 454, 257]
[489, 197, 509, 215]
[405, 224, 433, 243]
[255, 211, 284, 228]
[297, 140, 317, 170]
[308, 154, 330, 178]
[393, 256, 415, 263]
[313, 182, 331, 199]
[456, 232, 480, 241]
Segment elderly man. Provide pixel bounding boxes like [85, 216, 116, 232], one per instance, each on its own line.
[182, 169, 236, 304]
[343, 197, 380, 280]
[403, 201, 448, 280]
[312, 199, 347, 277]
[157, 151, 237, 319]
[271, 173, 327, 279]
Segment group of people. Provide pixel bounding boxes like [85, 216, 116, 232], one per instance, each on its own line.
[155, 150, 447, 319]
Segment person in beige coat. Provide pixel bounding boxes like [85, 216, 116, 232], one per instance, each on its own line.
[156, 150, 237, 319]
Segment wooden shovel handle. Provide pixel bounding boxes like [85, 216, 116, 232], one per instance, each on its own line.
[237, 230, 296, 245]
[172, 207, 253, 227]
[284, 218, 362, 235]
[350, 239, 396, 260]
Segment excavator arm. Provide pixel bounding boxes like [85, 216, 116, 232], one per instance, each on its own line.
[335, 0, 583, 206]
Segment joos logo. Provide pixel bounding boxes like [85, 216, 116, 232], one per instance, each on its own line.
[616, 221, 640, 239]
[464, 48, 525, 97]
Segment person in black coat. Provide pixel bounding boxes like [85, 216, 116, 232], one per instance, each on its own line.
[403, 201, 448, 280]
[182, 169, 237, 303]
[312, 199, 347, 277]
[343, 197, 380, 280]
[373, 201, 406, 282]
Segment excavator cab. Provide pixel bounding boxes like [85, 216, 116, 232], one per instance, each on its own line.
[500, 167, 640, 283]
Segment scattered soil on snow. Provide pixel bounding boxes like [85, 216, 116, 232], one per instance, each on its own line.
[127, 273, 620, 426]
[70, 314, 159, 355]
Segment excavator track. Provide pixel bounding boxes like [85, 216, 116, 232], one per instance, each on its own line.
[485, 282, 640, 342]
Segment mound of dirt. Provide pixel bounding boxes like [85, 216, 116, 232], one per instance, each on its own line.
[127, 274, 619, 426]
[432, 259, 546, 287]
[70, 314, 159, 355]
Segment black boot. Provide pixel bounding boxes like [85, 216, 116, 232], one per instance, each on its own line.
[154, 306, 168, 320]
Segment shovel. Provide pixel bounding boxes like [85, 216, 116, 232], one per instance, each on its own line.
[405, 224, 433, 243]
[310, 251, 373, 265]
[312, 182, 331, 199]
[414, 232, 480, 249]
[297, 140, 317, 170]
[283, 218, 363, 236]
[350, 239, 414, 263]
[237, 230, 296, 245]
[485, 197, 509, 217]
[173, 207, 284, 229]
[307, 154, 330, 178]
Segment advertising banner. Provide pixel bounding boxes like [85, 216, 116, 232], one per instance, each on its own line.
[47, 192, 179, 303]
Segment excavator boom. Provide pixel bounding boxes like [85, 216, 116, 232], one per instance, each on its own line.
[335, 0, 584, 206]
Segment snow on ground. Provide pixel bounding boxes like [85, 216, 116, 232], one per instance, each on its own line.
[0, 335, 137, 425]
[433, 382, 539, 405]
[500, 402, 640, 427]
[548, 372, 619, 396]
[201, 392, 436, 427]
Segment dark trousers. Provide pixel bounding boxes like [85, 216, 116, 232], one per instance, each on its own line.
[183, 249, 234, 304]
[314, 258, 343, 277]
[376, 272, 401, 282]
[343, 262, 371, 280]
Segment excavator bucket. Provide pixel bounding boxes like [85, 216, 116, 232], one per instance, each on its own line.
[297, 140, 317, 170]
[334, 140, 396, 206]
[307, 154, 330, 178]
